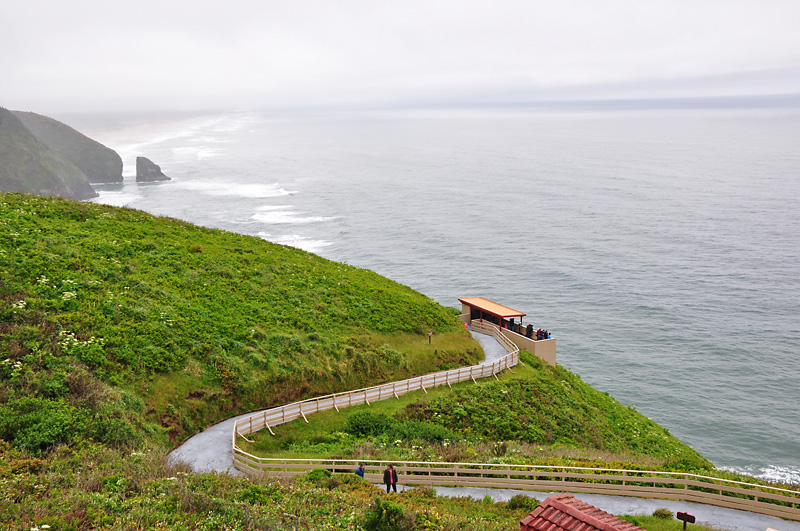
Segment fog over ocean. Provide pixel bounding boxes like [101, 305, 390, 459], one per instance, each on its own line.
[66, 99, 800, 484]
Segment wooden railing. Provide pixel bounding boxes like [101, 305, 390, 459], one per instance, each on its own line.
[470, 319, 518, 353]
[232, 321, 518, 444]
[233, 457, 800, 522]
[230, 323, 800, 522]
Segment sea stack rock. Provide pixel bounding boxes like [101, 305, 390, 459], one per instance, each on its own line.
[136, 156, 171, 182]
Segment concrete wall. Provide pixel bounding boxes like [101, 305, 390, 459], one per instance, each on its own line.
[499, 328, 556, 366]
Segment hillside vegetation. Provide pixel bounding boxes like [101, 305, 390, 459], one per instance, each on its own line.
[0, 441, 534, 530]
[0, 193, 756, 530]
[242, 351, 712, 472]
[0, 109, 97, 200]
[0, 193, 476, 450]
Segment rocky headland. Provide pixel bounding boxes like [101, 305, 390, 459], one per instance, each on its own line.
[0, 107, 98, 200]
[12, 110, 123, 184]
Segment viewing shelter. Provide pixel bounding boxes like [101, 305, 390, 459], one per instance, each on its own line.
[458, 296, 556, 366]
[458, 296, 526, 329]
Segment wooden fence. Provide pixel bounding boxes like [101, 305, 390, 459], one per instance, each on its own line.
[230, 322, 800, 522]
[233, 456, 800, 522]
[232, 320, 519, 443]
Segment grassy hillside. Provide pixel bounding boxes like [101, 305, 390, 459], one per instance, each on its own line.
[0, 193, 764, 530]
[13, 111, 123, 183]
[0, 193, 477, 451]
[241, 351, 712, 472]
[0, 441, 538, 530]
[0, 109, 97, 200]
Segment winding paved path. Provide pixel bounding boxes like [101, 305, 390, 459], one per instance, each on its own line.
[168, 332, 799, 530]
[168, 331, 504, 475]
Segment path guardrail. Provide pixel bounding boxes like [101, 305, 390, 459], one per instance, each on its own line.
[230, 323, 800, 522]
[233, 457, 800, 522]
[232, 321, 518, 444]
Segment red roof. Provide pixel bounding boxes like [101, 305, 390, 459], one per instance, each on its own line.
[520, 494, 645, 531]
[459, 297, 526, 319]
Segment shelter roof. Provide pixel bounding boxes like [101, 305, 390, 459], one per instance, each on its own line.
[459, 297, 526, 319]
[520, 494, 644, 531]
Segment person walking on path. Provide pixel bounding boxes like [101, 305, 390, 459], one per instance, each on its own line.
[383, 464, 398, 493]
[355, 463, 365, 478]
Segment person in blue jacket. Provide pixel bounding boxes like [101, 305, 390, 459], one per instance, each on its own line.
[355, 463, 365, 477]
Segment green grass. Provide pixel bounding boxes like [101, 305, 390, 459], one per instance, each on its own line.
[240, 351, 713, 473]
[0, 193, 476, 450]
[1, 193, 791, 529]
[0, 441, 528, 530]
[620, 513, 722, 530]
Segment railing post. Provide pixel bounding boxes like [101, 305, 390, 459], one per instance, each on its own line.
[265, 411, 275, 436]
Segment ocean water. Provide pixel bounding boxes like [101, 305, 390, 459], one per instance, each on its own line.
[62, 101, 800, 484]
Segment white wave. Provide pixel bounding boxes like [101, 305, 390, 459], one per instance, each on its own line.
[257, 232, 333, 253]
[724, 465, 800, 486]
[213, 114, 257, 132]
[255, 205, 293, 211]
[197, 136, 232, 143]
[251, 208, 334, 225]
[170, 181, 296, 198]
[172, 146, 222, 160]
[89, 187, 143, 208]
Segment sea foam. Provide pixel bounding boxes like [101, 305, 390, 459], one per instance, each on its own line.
[251, 206, 335, 225]
[171, 181, 296, 198]
[258, 232, 333, 253]
[725, 465, 800, 487]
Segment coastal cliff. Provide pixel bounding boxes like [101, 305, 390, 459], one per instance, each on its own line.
[12, 110, 123, 184]
[0, 108, 98, 200]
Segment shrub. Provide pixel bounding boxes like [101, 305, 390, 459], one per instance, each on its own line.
[492, 442, 508, 457]
[363, 496, 407, 531]
[386, 420, 456, 442]
[0, 397, 84, 453]
[507, 494, 539, 512]
[652, 507, 673, 519]
[303, 468, 332, 485]
[344, 411, 392, 438]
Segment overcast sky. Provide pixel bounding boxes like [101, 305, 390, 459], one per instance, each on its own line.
[3, 0, 800, 112]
